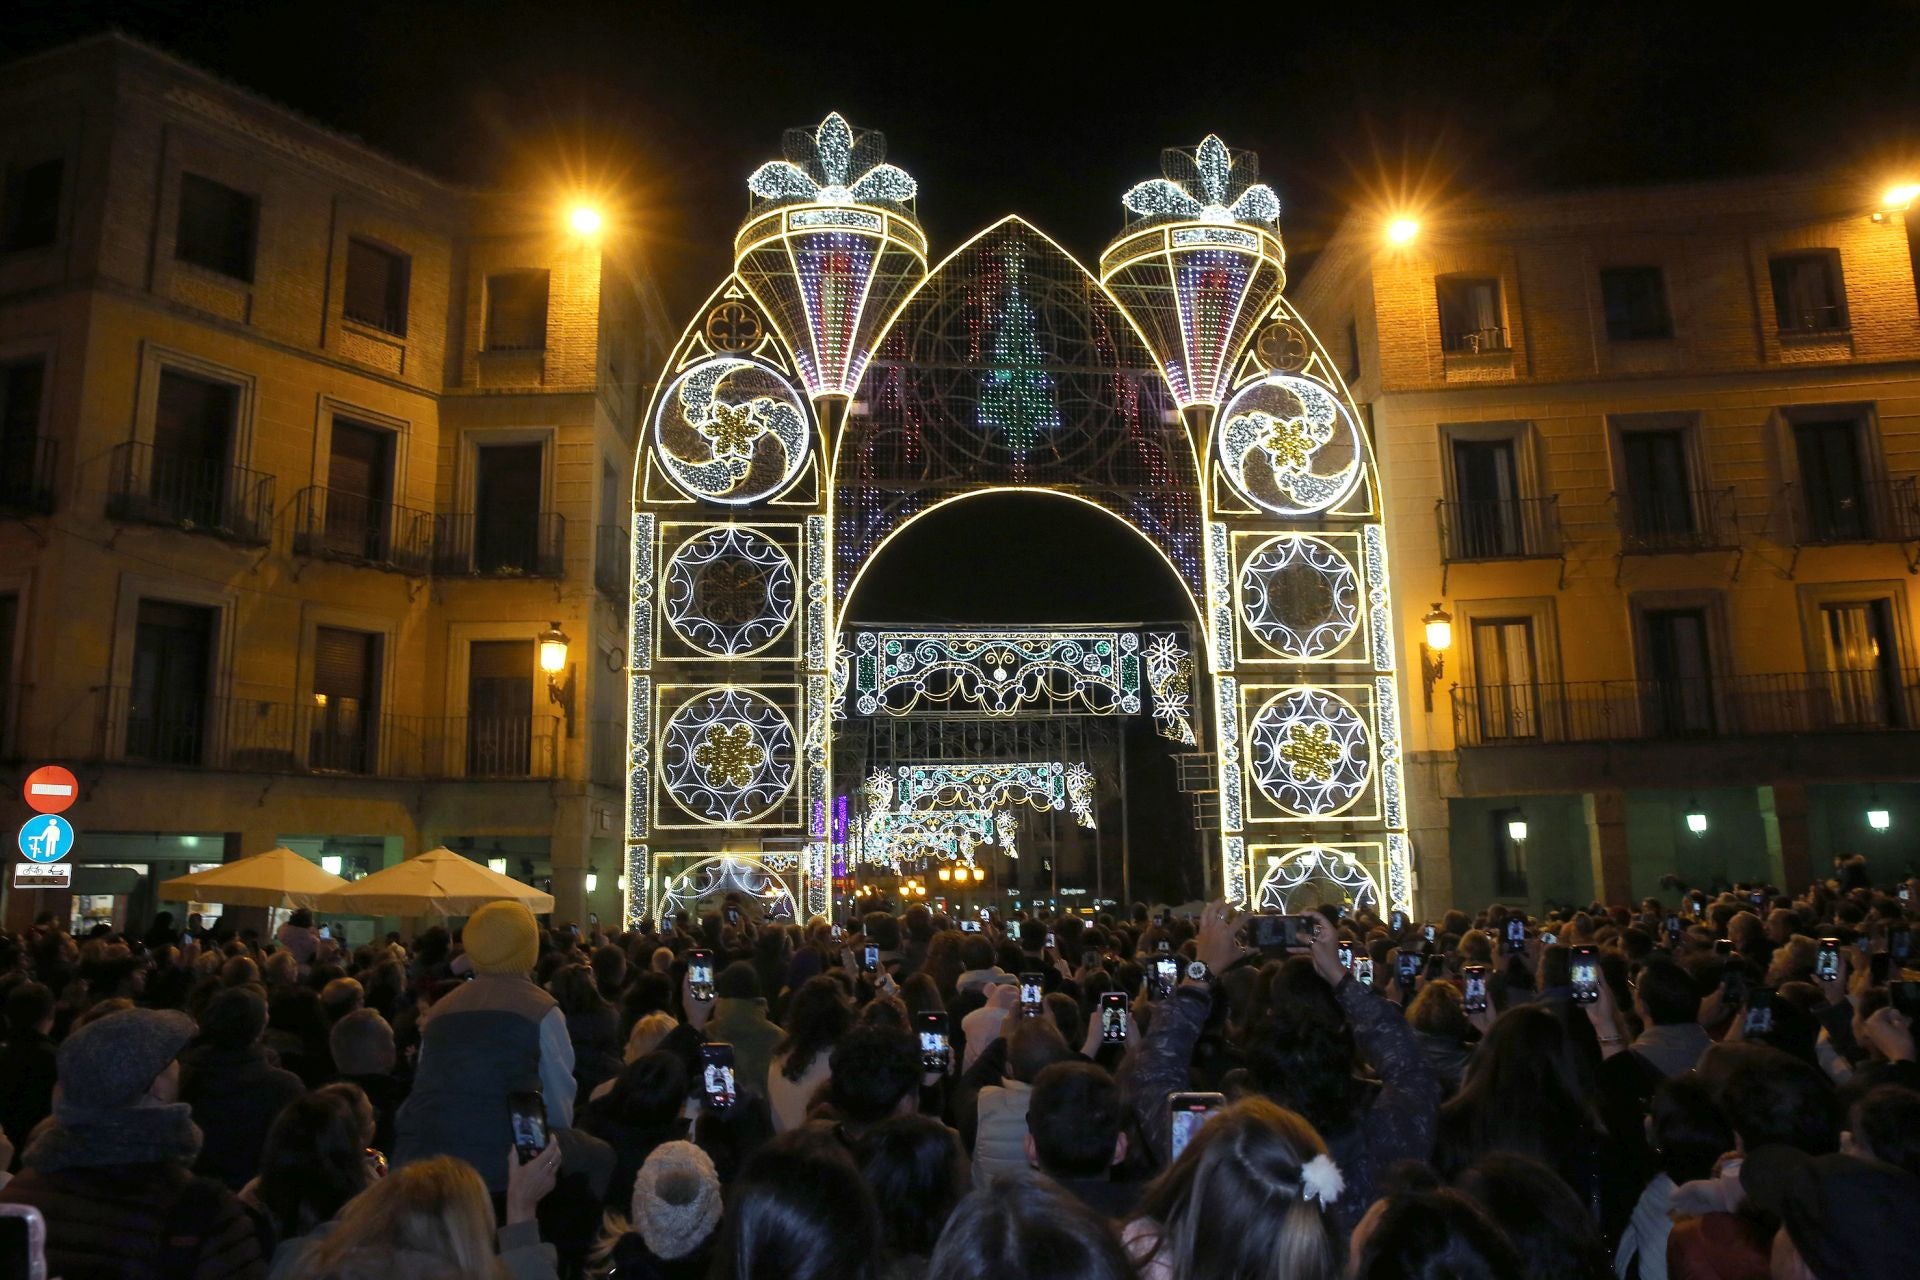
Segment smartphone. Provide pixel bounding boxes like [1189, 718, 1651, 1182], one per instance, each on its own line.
[979, 907, 993, 923]
[1424, 924, 1437, 944]
[318, 925, 332, 941]
[1100, 990, 1128, 1043]
[1396, 949, 1421, 990]
[1750, 890, 1765, 907]
[1722, 965, 1749, 1007]
[1541, 931, 1558, 947]
[1714, 938, 1734, 955]
[1045, 932, 1057, 951]
[1155, 938, 1171, 954]
[861, 943, 880, 974]
[1390, 910, 1407, 934]
[1249, 914, 1316, 952]
[1871, 953, 1891, 984]
[507, 1090, 548, 1164]
[1019, 972, 1045, 1017]
[1571, 945, 1600, 1005]
[1354, 955, 1375, 986]
[831, 924, 845, 941]
[1462, 964, 1489, 1014]
[1892, 981, 1920, 1022]
[688, 949, 715, 1003]
[587, 912, 598, 926]
[725, 905, 741, 927]
[1891, 927, 1911, 961]
[1337, 941, 1355, 970]
[1743, 987, 1775, 1037]
[698, 1043, 737, 1110]
[1169, 1091, 1225, 1161]
[1148, 955, 1178, 1000]
[1816, 938, 1841, 982]
[1665, 914, 1682, 942]
[916, 1011, 951, 1072]
[1504, 918, 1525, 954]
[1901, 885, 1912, 903]
[0, 1203, 48, 1280]
[960, 919, 982, 934]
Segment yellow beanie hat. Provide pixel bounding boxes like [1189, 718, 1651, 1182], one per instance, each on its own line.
[464, 900, 539, 974]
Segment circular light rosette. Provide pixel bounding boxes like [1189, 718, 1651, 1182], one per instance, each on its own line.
[1247, 687, 1372, 816]
[664, 526, 795, 656]
[661, 688, 795, 823]
[1217, 373, 1363, 516]
[1240, 534, 1360, 659]
[653, 357, 811, 505]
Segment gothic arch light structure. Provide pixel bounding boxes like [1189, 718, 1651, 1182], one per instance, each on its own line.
[625, 119, 1412, 928]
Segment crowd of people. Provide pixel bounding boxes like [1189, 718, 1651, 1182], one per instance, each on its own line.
[0, 857, 1917, 1280]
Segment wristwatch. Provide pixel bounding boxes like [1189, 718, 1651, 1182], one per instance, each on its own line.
[1185, 960, 1212, 984]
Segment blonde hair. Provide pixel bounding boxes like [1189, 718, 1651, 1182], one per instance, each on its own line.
[625, 1011, 677, 1062]
[290, 1156, 503, 1280]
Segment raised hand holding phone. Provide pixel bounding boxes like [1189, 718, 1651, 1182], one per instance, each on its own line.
[504, 1137, 562, 1226]
[1306, 915, 1347, 988]
[1194, 899, 1245, 977]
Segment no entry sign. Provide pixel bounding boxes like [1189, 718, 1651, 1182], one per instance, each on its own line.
[22, 765, 78, 815]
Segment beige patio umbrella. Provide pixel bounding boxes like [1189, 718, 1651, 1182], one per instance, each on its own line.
[316, 847, 555, 917]
[157, 846, 347, 910]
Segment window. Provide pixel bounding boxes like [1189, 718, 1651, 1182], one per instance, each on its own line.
[0, 358, 45, 508]
[1449, 436, 1522, 557]
[1470, 618, 1540, 741]
[1600, 266, 1672, 340]
[322, 417, 395, 560]
[1489, 807, 1529, 898]
[485, 270, 550, 350]
[1436, 276, 1507, 353]
[150, 369, 238, 525]
[1820, 600, 1903, 727]
[311, 627, 379, 772]
[343, 238, 410, 336]
[1769, 251, 1847, 333]
[468, 640, 533, 776]
[474, 441, 544, 571]
[126, 600, 215, 765]
[1343, 319, 1361, 384]
[1793, 417, 1871, 541]
[175, 174, 257, 283]
[1640, 607, 1716, 736]
[1619, 427, 1696, 543]
[1, 157, 62, 252]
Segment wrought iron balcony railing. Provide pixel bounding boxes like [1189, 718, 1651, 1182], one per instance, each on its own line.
[432, 512, 565, 578]
[291, 486, 435, 575]
[1615, 485, 1741, 554]
[1784, 476, 1920, 547]
[106, 441, 274, 546]
[1441, 325, 1511, 355]
[1452, 669, 1920, 747]
[595, 523, 630, 602]
[1437, 495, 1562, 562]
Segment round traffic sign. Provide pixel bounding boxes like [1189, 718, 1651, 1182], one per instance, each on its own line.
[22, 765, 78, 815]
[18, 814, 74, 864]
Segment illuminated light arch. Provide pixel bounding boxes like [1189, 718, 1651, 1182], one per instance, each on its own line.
[655, 854, 798, 923]
[1254, 844, 1383, 914]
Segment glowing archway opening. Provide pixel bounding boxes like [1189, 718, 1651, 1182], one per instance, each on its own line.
[654, 854, 798, 924]
[1253, 845, 1383, 915]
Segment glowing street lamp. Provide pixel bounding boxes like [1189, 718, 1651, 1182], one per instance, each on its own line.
[1507, 818, 1529, 843]
[1387, 217, 1420, 245]
[1869, 808, 1892, 832]
[1686, 812, 1709, 836]
[539, 622, 576, 736]
[568, 204, 603, 235]
[1420, 603, 1453, 712]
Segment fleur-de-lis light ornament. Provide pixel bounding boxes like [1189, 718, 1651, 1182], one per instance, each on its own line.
[694, 722, 765, 789]
[1122, 135, 1280, 228]
[747, 112, 917, 207]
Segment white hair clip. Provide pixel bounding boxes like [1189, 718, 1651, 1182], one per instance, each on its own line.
[1300, 1153, 1345, 1205]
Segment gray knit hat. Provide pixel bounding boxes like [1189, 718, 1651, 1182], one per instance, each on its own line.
[630, 1140, 722, 1260]
[57, 1008, 196, 1109]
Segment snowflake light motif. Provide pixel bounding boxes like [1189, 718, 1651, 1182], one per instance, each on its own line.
[699, 402, 767, 461]
[1278, 722, 1340, 783]
[1258, 413, 1323, 472]
[693, 722, 764, 789]
[747, 112, 917, 208]
[1065, 763, 1098, 830]
[1121, 135, 1280, 229]
[1144, 633, 1197, 745]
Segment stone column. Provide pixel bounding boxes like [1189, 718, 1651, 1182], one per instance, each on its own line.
[1758, 783, 1814, 891]
[1583, 790, 1632, 906]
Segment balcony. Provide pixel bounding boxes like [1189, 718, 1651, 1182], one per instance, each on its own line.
[0, 435, 56, 515]
[595, 523, 630, 603]
[1615, 486, 1740, 554]
[433, 512, 565, 578]
[72, 687, 561, 779]
[1436, 495, 1564, 587]
[1777, 304, 1848, 336]
[291, 486, 434, 575]
[1784, 477, 1920, 560]
[1441, 325, 1511, 355]
[106, 441, 274, 546]
[1452, 669, 1920, 748]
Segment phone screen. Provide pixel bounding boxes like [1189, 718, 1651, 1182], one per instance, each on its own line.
[698, 1043, 737, 1110]
[507, 1090, 548, 1163]
[688, 950, 715, 1002]
[1722, 966, 1749, 1006]
[1665, 915, 1682, 939]
[1169, 1092, 1225, 1161]
[961, 920, 981, 934]
[1337, 941, 1355, 970]
[1743, 988, 1775, 1037]
[1019, 972, 1044, 1015]
[1390, 910, 1407, 934]
[1463, 965, 1489, 1013]
[1571, 947, 1600, 1005]
[1424, 924, 1437, 944]
[1541, 931, 1559, 947]
[1149, 956, 1178, 1000]
[318, 925, 331, 940]
[1892, 928, 1912, 961]
[1396, 949, 1420, 986]
[725, 906, 741, 927]
[1249, 914, 1314, 952]
[916, 1012, 950, 1071]
[1816, 940, 1841, 982]
[1100, 991, 1128, 1043]
[1354, 955, 1374, 986]
[861, 944, 880, 974]
[1045, 932, 1056, 951]
[1504, 919, 1525, 953]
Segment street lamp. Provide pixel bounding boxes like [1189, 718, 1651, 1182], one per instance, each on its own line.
[1420, 604, 1453, 712]
[568, 204, 603, 235]
[1507, 818, 1528, 843]
[321, 855, 343, 876]
[1686, 812, 1709, 836]
[1869, 808, 1892, 832]
[539, 622, 576, 736]
[1387, 216, 1420, 245]
[584, 865, 599, 893]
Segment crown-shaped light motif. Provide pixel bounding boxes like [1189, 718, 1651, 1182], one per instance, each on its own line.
[1121, 134, 1279, 228]
[746, 112, 917, 209]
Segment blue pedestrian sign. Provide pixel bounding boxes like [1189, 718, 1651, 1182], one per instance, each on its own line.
[18, 814, 73, 864]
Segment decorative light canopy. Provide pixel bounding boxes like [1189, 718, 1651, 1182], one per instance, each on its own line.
[735, 113, 929, 400]
[1100, 135, 1287, 408]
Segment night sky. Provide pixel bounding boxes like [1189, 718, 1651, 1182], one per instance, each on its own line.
[13, 1, 1920, 314]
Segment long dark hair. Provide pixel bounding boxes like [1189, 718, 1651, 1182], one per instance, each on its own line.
[775, 975, 853, 1081]
[1440, 1005, 1601, 1173]
[1133, 1096, 1341, 1280]
[711, 1130, 879, 1280]
[926, 1176, 1137, 1280]
[857, 1114, 966, 1260]
[255, 1089, 374, 1240]
[1241, 957, 1363, 1136]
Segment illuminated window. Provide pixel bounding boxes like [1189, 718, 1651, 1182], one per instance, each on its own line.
[343, 238, 410, 336]
[1, 157, 62, 253]
[1600, 266, 1672, 340]
[1769, 251, 1847, 334]
[175, 173, 257, 283]
[1436, 276, 1508, 353]
[485, 270, 550, 351]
